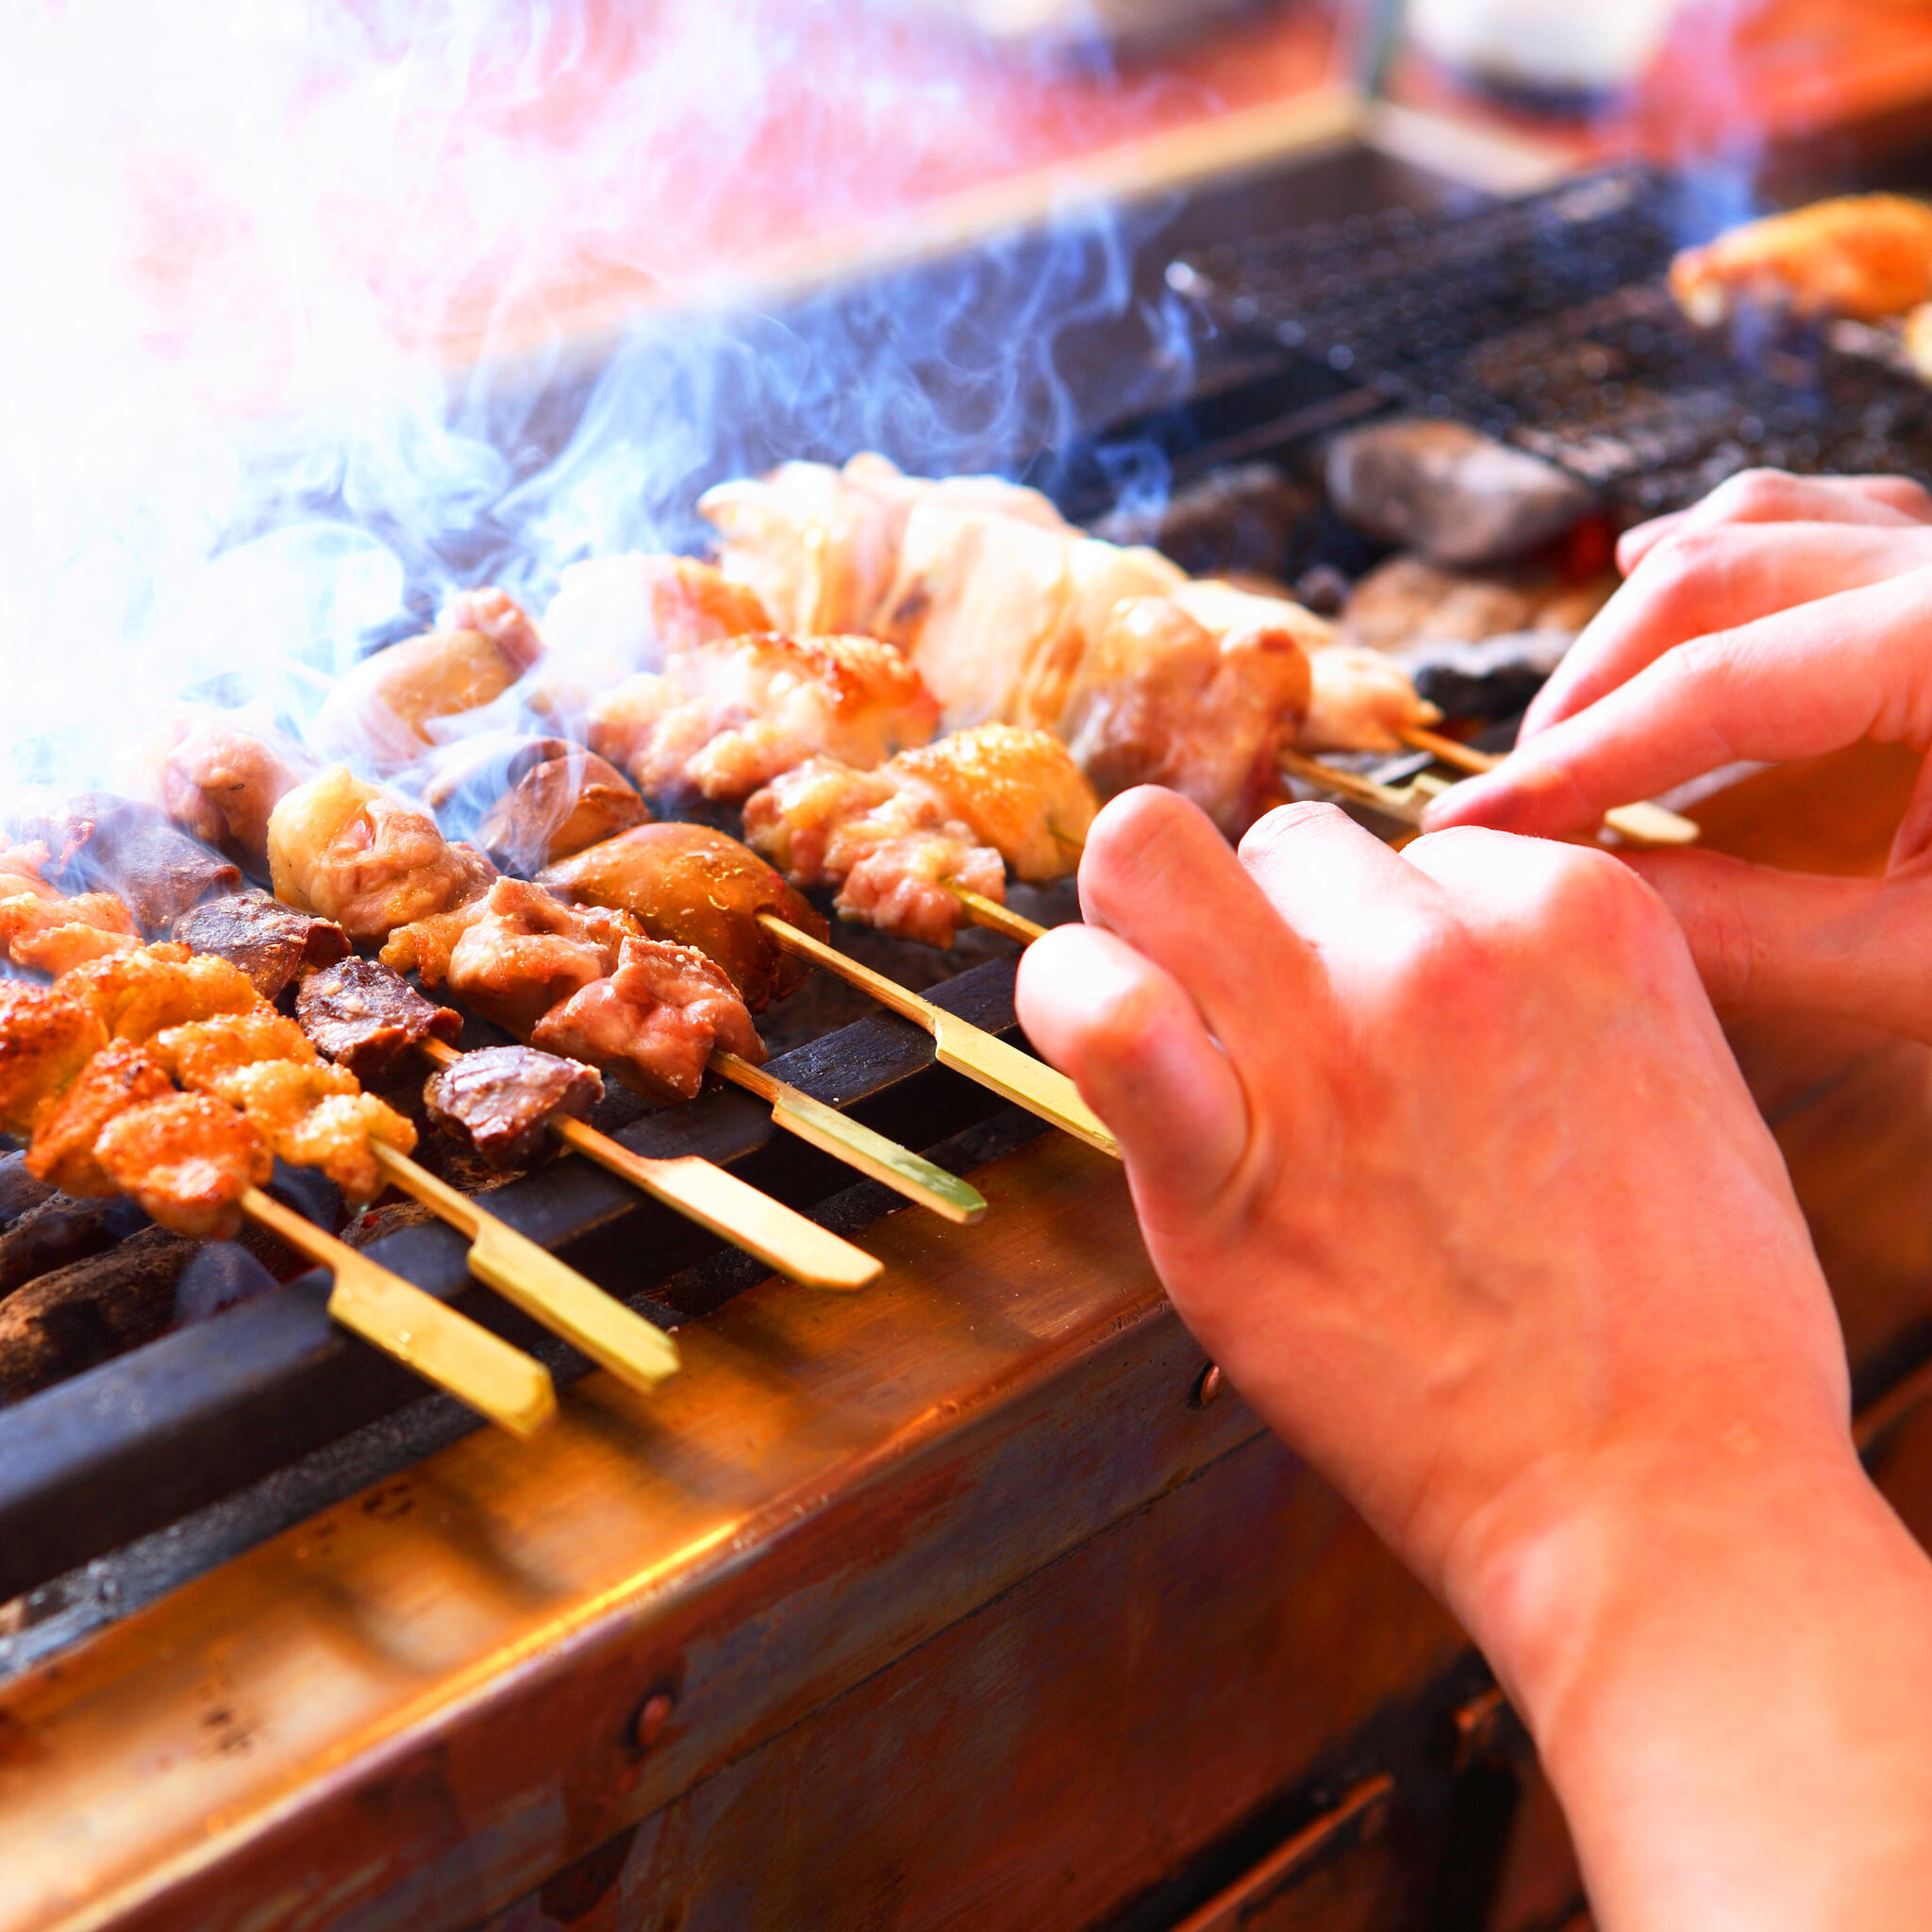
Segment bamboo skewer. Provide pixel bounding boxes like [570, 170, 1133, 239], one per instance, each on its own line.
[414, 1038, 882, 1291]
[756, 914, 1120, 1159]
[241, 1185, 558, 1439]
[709, 1050, 987, 1225]
[369, 1143, 682, 1392]
[944, 884, 1049, 946]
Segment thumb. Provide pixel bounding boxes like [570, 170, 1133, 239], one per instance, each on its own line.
[1627, 848, 1932, 1042]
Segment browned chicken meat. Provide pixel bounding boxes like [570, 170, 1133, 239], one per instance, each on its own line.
[57, 941, 258, 1042]
[171, 891, 351, 999]
[587, 631, 940, 803]
[294, 957, 462, 1080]
[418, 734, 651, 874]
[1670, 194, 1932, 325]
[537, 823, 827, 1011]
[268, 766, 496, 942]
[6, 792, 240, 932]
[93, 1093, 271, 1241]
[424, 1044, 603, 1169]
[0, 981, 110, 1138]
[531, 936, 763, 1102]
[310, 588, 545, 769]
[0, 843, 140, 974]
[146, 708, 313, 869]
[25, 1041, 176, 1197]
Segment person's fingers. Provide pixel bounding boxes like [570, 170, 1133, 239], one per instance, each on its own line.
[1236, 800, 1442, 958]
[1616, 472, 1932, 575]
[1015, 924, 1250, 1214]
[1075, 786, 1320, 1068]
[1626, 847, 1932, 1042]
[1523, 522, 1932, 739]
[1890, 748, 1932, 869]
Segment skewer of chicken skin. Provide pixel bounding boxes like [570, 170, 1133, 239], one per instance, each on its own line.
[0, 972, 556, 1434]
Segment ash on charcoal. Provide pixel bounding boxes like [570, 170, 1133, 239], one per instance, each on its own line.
[1325, 420, 1598, 568]
[0, 1225, 193, 1401]
[0, 1153, 54, 1232]
[1400, 630, 1575, 724]
[1, 1192, 150, 1301]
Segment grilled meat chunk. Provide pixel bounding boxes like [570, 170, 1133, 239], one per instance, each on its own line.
[92, 1092, 270, 1241]
[424, 1044, 604, 1168]
[171, 891, 351, 998]
[1670, 193, 1932, 325]
[268, 766, 496, 942]
[537, 823, 827, 1011]
[587, 631, 939, 803]
[26, 1041, 175, 1198]
[147, 709, 313, 870]
[892, 724, 1097, 883]
[0, 854, 141, 973]
[294, 958, 461, 1080]
[5, 793, 240, 932]
[57, 942, 258, 1043]
[0, 981, 110, 1138]
[531, 937, 763, 1102]
[152, 1008, 320, 1085]
[420, 735, 650, 874]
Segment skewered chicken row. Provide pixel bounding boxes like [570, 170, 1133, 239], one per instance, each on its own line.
[0, 843, 141, 974]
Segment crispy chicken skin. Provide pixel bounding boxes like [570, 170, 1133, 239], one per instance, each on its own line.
[147, 708, 313, 869]
[894, 724, 1098, 882]
[294, 958, 461, 1080]
[152, 1008, 320, 1087]
[420, 735, 650, 874]
[171, 891, 351, 999]
[1670, 194, 1932, 325]
[310, 588, 545, 770]
[533, 556, 774, 721]
[93, 1093, 271, 1241]
[532, 936, 764, 1102]
[269, 766, 496, 942]
[0, 852, 141, 974]
[537, 824, 827, 1010]
[57, 941, 258, 1043]
[7, 793, 241, 932]
[0, 983, 110, 1139]
[588, 631, 940, 802]
[25, 1041, 176, 1197]
[424, 1045, 603, 1169]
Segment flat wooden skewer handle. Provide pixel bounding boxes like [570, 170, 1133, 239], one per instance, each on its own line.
[240, 1187, 557, 1440]
[370, 1144, 681, 1392]
[757, 915, 1120, 1160]
[416, 1038, 879, 1291]
[710, 1049, 988, 1226]
[944, 883, 1049, 946]
[1394, 725, 1701, 847]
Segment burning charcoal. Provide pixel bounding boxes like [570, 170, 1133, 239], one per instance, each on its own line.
[0, 1153, 54, 1233]
[1324, 420, 1596, 569]
[1091, 463, 1313, 578]
[425, 1045, 603, 1170]
[1, 1192, 147, 1300]
[7, 792, 240, 934]
[0, 1224, 192, 1401]
[294, 957, 461, 1081]
[174, 1241, 279, 1324]
[1399, 630, 1575, 724]
[172, 891, 351, 999]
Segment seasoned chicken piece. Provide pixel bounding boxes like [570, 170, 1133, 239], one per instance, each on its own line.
[421, 878, 638, 1036]
[588, 631, 940, 802]
[892, 724, 1096, 882]
[1061, 599, 1308, 833]
[57, 942, 258, 1044]
[93, 1092, 270, 1241]
[424, 1045, 603, 1169]
[742, 758, 1006, 949]
[309, 588, 545, 770]
[7, 792, 240, 932]
[1670, 194, 1932, 325]
[0, 982, 109, 1137]
[146, 709, 313, 869]
[532, 556, 773, 721]
[0, 888, 141, 974]
[701, 453, 1070, 638]
[376, 896, 492, 987]
[152, 1008, 320, 1088]
[26, 1041, 175, 1198]
[209, 1060, 415, 1203]
[171, 891, 351, 999]
[532, 936, 764, 1102]
[294, 958, 461, 1080]
[268, 766, 496, 943]
[538, 824, 828, 1010]
[419, 735, 649, 874]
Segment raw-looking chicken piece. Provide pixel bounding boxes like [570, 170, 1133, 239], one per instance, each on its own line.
[1670, 194, 1932, 325]
[0, 843, 140, 974]
[537, 823, 828, 1010]
[532, 556, 774, 721]
[25, 1041, 175, 1198]
[310, 588, 545, 769]
[268, 766, 496, 943]
[92, 1093, 270, 1241]
[742, 758, 1006, 950]
[171, 891, 351, 1000]
[419, 735, 650, 874]
[294, 957, 462, 1080]
[531, 936, 765, 1103]
[587, 631, 940, 802]
[0, 982, 108, 1137]
[57, 941, 258, 1043]
[146, 708, 313, 870]
[424, 1045, 604, 1170]
[701, 453, 1070, 639]
[891, 724, 1098, 882]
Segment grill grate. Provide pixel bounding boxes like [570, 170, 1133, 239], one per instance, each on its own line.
[1169, 168, 1932, 513]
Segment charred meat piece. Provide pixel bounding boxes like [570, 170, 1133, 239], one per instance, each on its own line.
[147, 709, 313, 870]
[419, 734, 650, 874]
[92, 1092, 271, 1241]
[532, 936, 764, 1102]
[0, 981, 109, 1138]
[424, 1044, 603, 1169]
[56, 941, 258, 1043]
[7, 792, 241, 932]
[294, 957, 461, 1080]
[538, 823, 827, 1011]
[26, 1041, 176, 1198]
[171, 891, 351, 999]
[268, 766, 496, 942]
